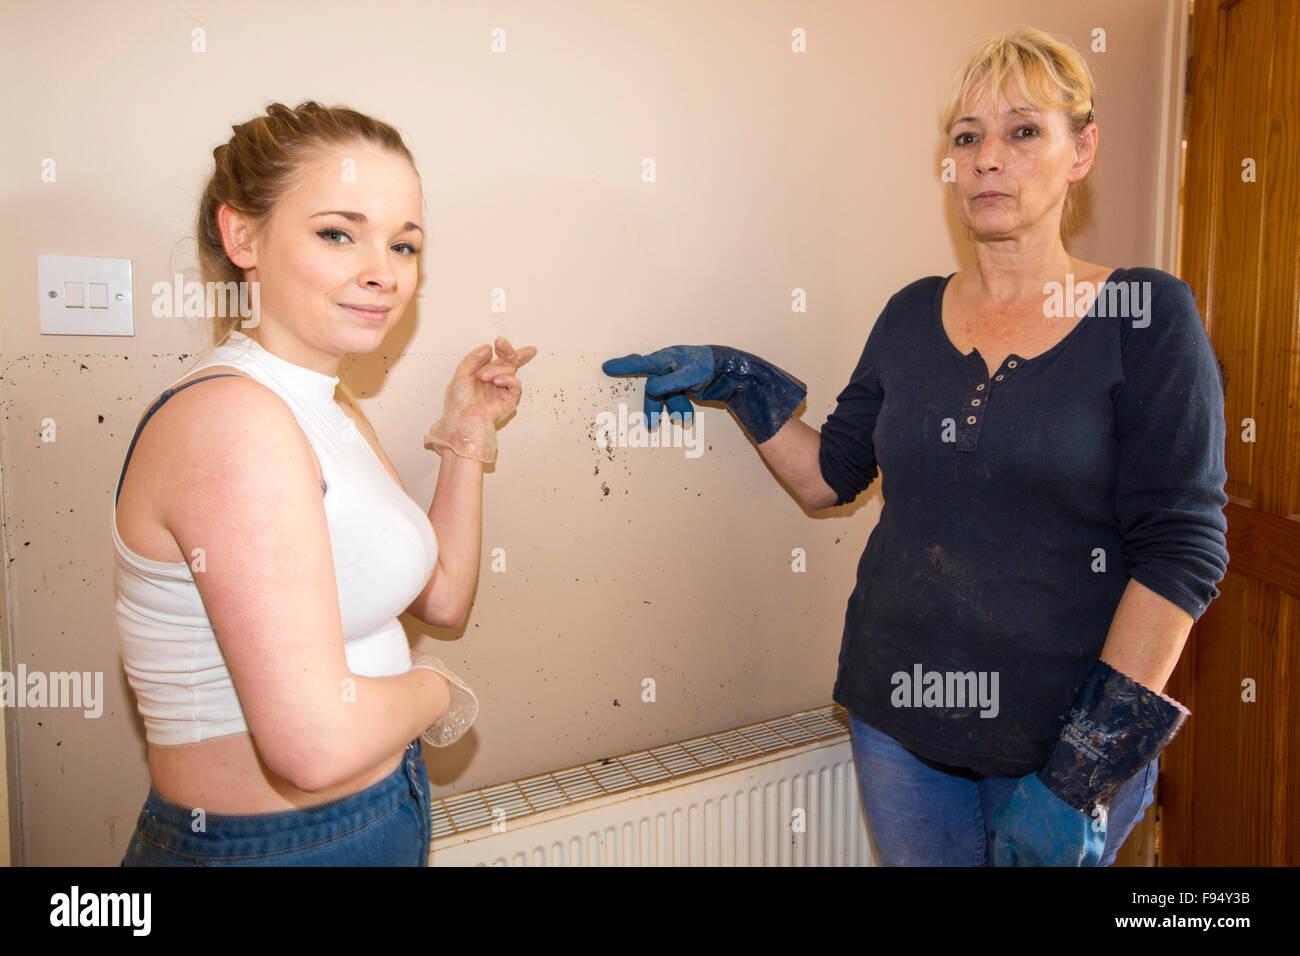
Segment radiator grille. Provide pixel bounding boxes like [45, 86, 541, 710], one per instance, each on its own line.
[429, 704, 853, 843]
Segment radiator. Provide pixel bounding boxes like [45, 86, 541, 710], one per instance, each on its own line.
[428, 704, 877, 866]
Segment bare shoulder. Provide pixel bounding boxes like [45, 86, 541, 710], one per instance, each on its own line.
[140, 366, 322, 519]
[143, 365, 299, 454]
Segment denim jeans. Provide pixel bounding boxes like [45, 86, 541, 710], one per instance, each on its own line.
[120, 739, 431, 866]
[849, 714, 1158, 866]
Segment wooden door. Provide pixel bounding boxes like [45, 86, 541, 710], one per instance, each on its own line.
[1162, 0, 1300, 866]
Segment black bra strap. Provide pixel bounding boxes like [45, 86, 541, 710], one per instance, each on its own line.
[114, 374, 242, 505]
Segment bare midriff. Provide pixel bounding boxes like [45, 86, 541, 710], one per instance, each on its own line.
[147, 733, 406, 814]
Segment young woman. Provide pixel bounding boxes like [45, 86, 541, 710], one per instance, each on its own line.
[115, 102, 535, 865]
[604, 28, 1228, 866]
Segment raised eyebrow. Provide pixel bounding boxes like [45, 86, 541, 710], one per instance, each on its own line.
[310, 210, 424, 235]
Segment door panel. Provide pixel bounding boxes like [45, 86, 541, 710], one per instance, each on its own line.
[1164, 0, 1300, 866]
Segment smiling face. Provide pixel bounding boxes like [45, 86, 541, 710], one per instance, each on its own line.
[946, 82, 1094, 243]
[225, 141, 423, 371]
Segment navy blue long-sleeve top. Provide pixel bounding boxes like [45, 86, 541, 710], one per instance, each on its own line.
[818, 267, 1228, 777]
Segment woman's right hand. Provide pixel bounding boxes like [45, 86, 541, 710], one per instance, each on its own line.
[602, 344, 807, 444]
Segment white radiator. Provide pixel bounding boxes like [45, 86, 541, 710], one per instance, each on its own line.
[428, 704, 877, 866]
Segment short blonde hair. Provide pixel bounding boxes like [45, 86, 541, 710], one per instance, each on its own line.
[939, 27, 1097, 237]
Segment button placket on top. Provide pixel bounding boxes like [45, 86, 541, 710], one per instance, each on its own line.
[955, 353, 1023, 453]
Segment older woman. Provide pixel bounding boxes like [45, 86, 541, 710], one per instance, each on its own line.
[604, 28, 1227, 866]
[115, 102, 534, 865]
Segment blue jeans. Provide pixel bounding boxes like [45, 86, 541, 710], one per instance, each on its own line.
[849, 715, 1158, 866]
[120, 739, 431, 866]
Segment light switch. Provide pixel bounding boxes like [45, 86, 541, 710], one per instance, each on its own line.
[38, 254, 134, 335]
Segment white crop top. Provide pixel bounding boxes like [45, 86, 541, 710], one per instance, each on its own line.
[112, 330, 438, 746]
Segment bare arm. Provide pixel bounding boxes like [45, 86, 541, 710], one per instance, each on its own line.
[755, 416, 840, 511]
[1098, 578, 1194, 693]
[407, 449, 484, 627]
[164, 379, 450, 793]
[409, 338, 537, 626]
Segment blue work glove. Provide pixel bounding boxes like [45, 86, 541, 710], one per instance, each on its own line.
[601, 345, 806, 444]
[990, 659, 1189, 866]
[991, 774, 1106, 866]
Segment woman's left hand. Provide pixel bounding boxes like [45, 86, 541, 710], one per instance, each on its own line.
[454, 337, 539, 427]
[425, 338, 538, 463]
[989, 773, 1106, 866]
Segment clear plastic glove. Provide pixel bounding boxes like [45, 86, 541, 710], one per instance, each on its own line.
[409, 651, 479, 748]
[424, 337, 538, 463]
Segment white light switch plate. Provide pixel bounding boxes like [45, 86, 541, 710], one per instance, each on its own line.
[38, 254, 134, 335]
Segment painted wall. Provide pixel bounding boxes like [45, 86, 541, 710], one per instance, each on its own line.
[0, 0, 1181, 865]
